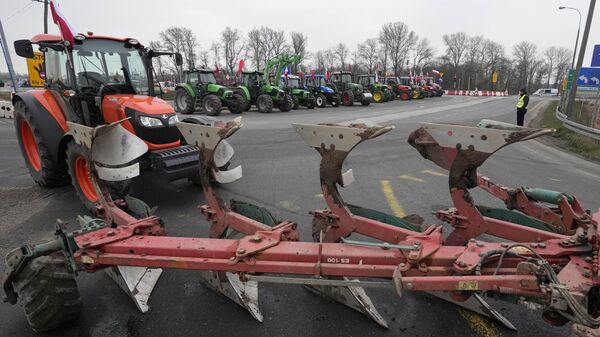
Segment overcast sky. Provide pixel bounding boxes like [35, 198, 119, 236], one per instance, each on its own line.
[1, 0, 599, 74]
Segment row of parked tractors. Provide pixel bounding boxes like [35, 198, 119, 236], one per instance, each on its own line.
[173, 54, 444, 116]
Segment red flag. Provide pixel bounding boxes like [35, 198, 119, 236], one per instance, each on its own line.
[325, 70, 330, 81]
[49, 1, 78, 47]
[348, 64, 352, 72]
[311, 69, 315, 80]
[238, 59, 245, 73]
[215, 63, 220, 79]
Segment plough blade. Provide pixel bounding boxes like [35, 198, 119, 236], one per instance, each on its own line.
[105, 266, 162, 313]
[199, 271, 263, 322]
[306, 278, 388, 328]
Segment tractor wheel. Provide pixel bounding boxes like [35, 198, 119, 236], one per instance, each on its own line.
[341, 91, 354, 106]
[330, 94, 341, 107]
[66, 142, 98, 213]
[256, 94, 273, 113]
[389, 92, 395, 101]
[291, 95, 300, 110]
[12, 253, 82, 332]
[412, 91, 420, 99]
[278, 93, 293, 112]
[361, 98, 371, 106]
[202, 95, 222, 116]
[305, 96, 316, 109]
[174, 88, 195, 114]
[227, 94, 244, 114]
[14, 101, 68, 187]
[315, 94, 327, 108]
[240, 95, 252, 111]
[372, 91, 383, 103]
[400, 92, 410, 101]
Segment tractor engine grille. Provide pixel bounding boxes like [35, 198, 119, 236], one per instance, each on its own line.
[149, 144, 200, 181]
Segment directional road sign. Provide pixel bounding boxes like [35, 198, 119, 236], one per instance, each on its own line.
[576, 67, 600, 87]
[591, 44, 600, 67]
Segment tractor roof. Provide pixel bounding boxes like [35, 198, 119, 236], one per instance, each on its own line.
[331, 71, 353, 75]
[184, 68, 215, 74]
[281, 75, 299, 79]
[357, 74, 376, 77]
[242, 70, 264, 76]
[31, 33, 134, 44]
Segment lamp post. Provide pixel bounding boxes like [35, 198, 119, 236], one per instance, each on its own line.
[559, 6, 582, 69]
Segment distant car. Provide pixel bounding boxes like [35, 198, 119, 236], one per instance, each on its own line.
[532, 88, 559, 97]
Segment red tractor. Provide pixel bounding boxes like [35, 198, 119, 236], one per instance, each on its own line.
[383, 76, 412, 100]
[12, 34, 214, 212]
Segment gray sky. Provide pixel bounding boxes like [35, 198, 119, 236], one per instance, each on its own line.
[1, 0, 599, 74]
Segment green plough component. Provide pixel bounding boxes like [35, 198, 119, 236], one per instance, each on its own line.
[347, 204, 421, 232]
[476, 205, 554, 232]
[523, 188, 574, 205]
[230, 199, 279, 227]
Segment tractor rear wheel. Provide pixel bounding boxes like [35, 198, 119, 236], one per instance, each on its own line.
[256, 94, 273, 113]
[227, 94, 244, 114]
[316, 94, 327, 108]
[330, 94, 341, 107]
[14, 101, 68, 187]
[203, 95, 222, 116]
[372, 91, 383, 103]
[12, 253, 82, 332]
[291, 95, 300, 110]
[174, 88, 195, 114]
[278, 94, 293, 112]
[305, 96, 316, 109]
[400, 92, 410, 100]
[341, 91, 354, 106]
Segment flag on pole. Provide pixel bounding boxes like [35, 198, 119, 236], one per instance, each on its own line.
[284, 65, 289, 77]
[49, 0, 79, 47]
[325, 70, 330, 81]
[215, 63, 220, 79]
[311, 69, 315, 80]
[432, 69, 440, 75]
[238, 59, 245, 74]
[375, 72, 379, 83]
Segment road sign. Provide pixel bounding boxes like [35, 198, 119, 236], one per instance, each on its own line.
[491, 71, 498, 83]
[592, 44, 600, 67]
[26, 52, 45, 87]
[576, 67, 600, 87]
[567, 69, 574, 90]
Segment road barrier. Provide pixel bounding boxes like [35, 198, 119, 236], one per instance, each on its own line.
[0, 101, 13, 119]
[555, 104, 600, 141]
[445, 90, 508, 97]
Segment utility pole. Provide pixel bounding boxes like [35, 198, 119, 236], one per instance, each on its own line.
[43, 0, 48, 33]
[0, 18, 18, 92]
[566, 0, 596, 118]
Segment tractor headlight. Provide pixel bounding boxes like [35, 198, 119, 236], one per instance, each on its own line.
[139, 116, 164, 128]
[167, 114, 179, 126]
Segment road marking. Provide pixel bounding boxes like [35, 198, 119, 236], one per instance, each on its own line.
[398, 174, 425, 183]
[380, 180, 406, 218]
[459, 309, 503, 337]
[420, 169, 446, 177]
[550, 178, 561, 182]
[277, 200, 301, 212]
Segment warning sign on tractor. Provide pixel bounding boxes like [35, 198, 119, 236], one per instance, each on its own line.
[26, 52, 45, 87]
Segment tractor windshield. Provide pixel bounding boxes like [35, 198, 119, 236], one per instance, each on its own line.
[188, 71, 216, 85]
[314, 77, 326, 86]
[341, 74, 352, 83]
[286, 78, 300, 88]
[73, 39, 149, 94]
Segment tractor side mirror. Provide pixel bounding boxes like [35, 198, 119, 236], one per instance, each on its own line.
[174, 53, 183, 66]
[14, 40, 34, 58]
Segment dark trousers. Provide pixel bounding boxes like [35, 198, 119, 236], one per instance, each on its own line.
[517, 108, 527, 126]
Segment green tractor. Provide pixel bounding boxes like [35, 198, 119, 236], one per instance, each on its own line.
[280, 75, 315, 109]
[174, 69, 245, 116]
[329, 71, 372, 106]
[356, 75, 392, 103]
[399, 76, 425, 99]
[231, 71, 293, 113]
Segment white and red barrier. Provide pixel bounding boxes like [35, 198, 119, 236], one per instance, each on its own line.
[444, 90, 509, 97]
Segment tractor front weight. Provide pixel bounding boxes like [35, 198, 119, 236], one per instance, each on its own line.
[3, 116, 600, 336]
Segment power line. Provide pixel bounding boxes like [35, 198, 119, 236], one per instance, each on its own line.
[4, 1, 35, 22]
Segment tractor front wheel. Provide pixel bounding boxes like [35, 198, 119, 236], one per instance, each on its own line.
[400, 92, 410, 100]
[330, 94, 341, 107]
[341, 91, 354, 106]
[14, 101, 68, 187]
[291, 95, 300, 110]
[174, 88, 195, 114]
[227, 94, 244, 114]
[66, 142, 98, 213]
[305, 96, 316, 109]
[202, 95, 222, 116]
[12, 253, 82, 332]
[315, 94, 327, 108]
[372, 91, 383, 103]
[256, 94, 274, 113]
[278, 94, 293, 112]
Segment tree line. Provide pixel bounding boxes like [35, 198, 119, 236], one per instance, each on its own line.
[149, 22, 572, 93]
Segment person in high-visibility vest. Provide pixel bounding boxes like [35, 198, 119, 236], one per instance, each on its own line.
[516, 88, 529, 126]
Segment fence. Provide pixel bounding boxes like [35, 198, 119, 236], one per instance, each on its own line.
[557, 86, 600, 141]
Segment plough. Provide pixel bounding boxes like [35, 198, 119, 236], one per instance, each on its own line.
[2, 116, 600, 336]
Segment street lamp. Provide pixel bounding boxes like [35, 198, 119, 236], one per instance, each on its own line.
[559, 6, 582, 69]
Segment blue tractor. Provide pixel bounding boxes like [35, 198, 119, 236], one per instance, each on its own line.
[303, 74, 341, 108]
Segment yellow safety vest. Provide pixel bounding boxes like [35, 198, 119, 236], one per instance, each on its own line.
[517, 94, 527, 109]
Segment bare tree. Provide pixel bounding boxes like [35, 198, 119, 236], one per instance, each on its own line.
[411, 38, 433, 74]
[324, 48, 336, 71]
[159, 27, 187, 80]
[247, 28, 264, 70]
[334, 43, 349, 69]
[379, 22, 415, 75]
[220, 27, 244, 75]
[313, 50, 326, 72]
[210, 42, 221, 66]
[443, 32, 469, 71]
[358, 38, 378, 73]
[181, 27, 198, 70]
[543, 46, 571, 87]
[198, 50, 210, 68]
[260, 27, 288, 66]
[553, 47, 572, 88]
[291, 32, 308, 60]
[513, 41, 538, 89]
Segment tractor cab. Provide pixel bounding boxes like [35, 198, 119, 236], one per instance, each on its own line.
[238, 71, 264, 99]
[356, 74, 378, 87]
[185, 69, 218, 86]
[280, 75, 301, 89]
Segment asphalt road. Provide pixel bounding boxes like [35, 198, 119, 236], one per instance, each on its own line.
[1, 95, 600, 337]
